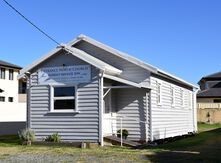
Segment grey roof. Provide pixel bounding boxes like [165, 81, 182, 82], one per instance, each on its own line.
[0, 60, 22, 69]
[203, 71, 221, 79]
[197, 88, 221, 98]
[197, 82, 221, 98]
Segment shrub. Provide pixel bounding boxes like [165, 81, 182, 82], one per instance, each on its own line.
[45, 133, 61, 142]
[18, 128, 35, 145]
[117, 129, 129, 139]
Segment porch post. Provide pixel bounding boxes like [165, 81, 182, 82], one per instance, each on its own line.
[149, 90, 153, 141]
[99, 71, 104, 146]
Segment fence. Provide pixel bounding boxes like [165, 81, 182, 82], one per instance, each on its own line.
[198, 103, 221, 124]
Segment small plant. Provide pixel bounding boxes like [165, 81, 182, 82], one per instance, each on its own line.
[117, 129, 129, 139]
[45, 133, 61, 142]
[18, 128, 35, 145]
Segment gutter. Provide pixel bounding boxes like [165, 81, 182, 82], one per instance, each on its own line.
[193, 88, 199, 133]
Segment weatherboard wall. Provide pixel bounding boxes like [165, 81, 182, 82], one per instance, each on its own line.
[28, 52, 100, 142]
[150, 75, 194, 140]
[114, 88, 149, 141]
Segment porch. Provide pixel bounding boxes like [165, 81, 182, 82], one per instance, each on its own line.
[102, 75, 150, 142]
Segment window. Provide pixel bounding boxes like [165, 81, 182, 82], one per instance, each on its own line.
[51, 86, 76, 112]
[170, 86, 175, 106]
[0, 96, 5, 102]
[19, 81, 27, 94]
[180, 89, 184, 107]
[156, 81, 162, 105]
[213, 99, 221, 103]
[9, 69, 14, 80]
[0, 68, 5, 79]
[8, 97, 13, 102]
[188, 92, 192, 108]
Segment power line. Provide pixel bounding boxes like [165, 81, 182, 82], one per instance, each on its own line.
[2, 0, 60, 46]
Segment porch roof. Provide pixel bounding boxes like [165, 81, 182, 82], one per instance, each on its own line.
[103, 74, 150, 89]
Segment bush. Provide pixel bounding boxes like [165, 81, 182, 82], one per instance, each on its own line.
[18, 128, 35, 145]
[117, 129, 129, 139]
[45, 133, 61, 142]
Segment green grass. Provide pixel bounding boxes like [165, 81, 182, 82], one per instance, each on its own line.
[147, 123, 221, 162]
[198, 122, 221, 132]
[0, 123, 221, 162]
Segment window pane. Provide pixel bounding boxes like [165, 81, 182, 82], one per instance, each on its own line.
[9, 69, 14, 80]
[54, 99, 75, 110]
[0, 68, 5, 79]
[54, 87, 75, 97]
[8, 97, 13, 102]
[0, 96, 5, 102]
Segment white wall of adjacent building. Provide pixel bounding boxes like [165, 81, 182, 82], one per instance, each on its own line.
[0, 68, 26, 122]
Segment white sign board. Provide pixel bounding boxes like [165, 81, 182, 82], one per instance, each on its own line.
[38, 65, 91, 84]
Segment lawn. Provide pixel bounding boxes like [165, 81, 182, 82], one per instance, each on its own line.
[0, 123, 220, 162]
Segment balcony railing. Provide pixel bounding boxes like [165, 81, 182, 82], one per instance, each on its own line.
[198, 103, 221, 109]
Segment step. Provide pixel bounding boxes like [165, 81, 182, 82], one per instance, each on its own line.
[104, 136, 141, 147]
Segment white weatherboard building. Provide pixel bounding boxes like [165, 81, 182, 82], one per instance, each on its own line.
[0, 60, 26, 135]
[19, 35, 198, 145]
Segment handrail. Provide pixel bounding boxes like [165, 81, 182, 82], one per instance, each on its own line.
[104, 115, 148, 146]
[105, 116, 148, 124]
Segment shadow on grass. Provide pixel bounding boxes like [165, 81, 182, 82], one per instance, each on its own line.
[0, 135, 20, 146]
[147, 128, 221, 163]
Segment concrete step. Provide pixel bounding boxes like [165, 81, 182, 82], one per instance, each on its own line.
[104, 136, 141, 147]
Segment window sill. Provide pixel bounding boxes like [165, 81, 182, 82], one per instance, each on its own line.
[47, 110, 80, 114]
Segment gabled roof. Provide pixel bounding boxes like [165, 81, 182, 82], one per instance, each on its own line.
[19, 34, 198, 89]
[69, 34, 198, 89]
[0, 60, 22, 69]
[19, 45, 122, 79]
[68, 34, 158, 73]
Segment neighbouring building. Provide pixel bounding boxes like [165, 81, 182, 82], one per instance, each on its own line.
[0, 60, 26, 135]
[197, 71, 221, 123]
[18, 34, 198, 145]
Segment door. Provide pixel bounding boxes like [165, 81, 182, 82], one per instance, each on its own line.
[103, 90, 115, 136]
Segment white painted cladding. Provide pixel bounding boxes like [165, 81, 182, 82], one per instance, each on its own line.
[150, 76, 194, 140]
[0, 69, 26, 122]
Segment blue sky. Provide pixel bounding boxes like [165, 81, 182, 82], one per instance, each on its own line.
[1, 0, 221, 85]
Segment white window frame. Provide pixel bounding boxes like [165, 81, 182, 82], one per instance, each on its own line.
[49, 84, 78, 113]
[170, 86, 175, 107]
[156, 80, 162, 105]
